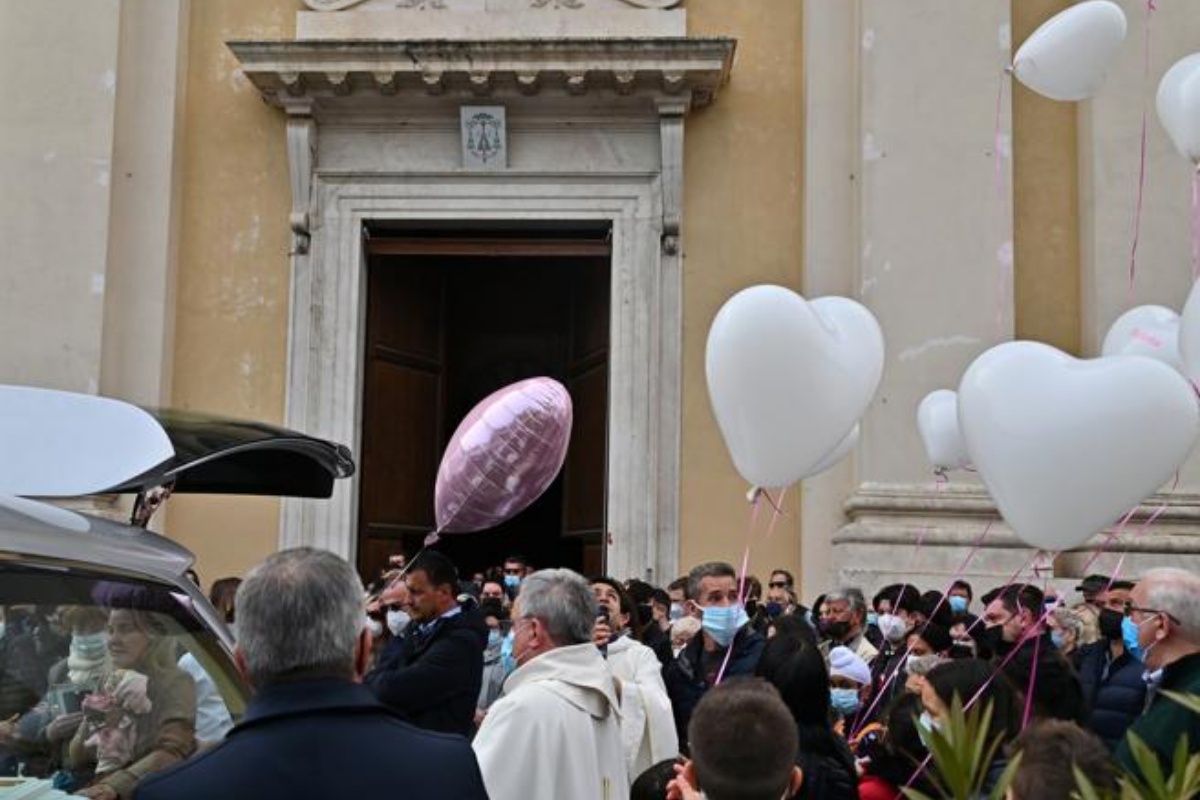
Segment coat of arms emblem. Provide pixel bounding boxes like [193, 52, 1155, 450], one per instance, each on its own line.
[465, 112, 503, 164]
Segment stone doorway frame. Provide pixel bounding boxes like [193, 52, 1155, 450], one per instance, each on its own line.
[228, 36, 737, 583]
[279, 173, 681, 582]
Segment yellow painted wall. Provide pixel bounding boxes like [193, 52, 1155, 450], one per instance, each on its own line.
[166, 0, 296, 589]
[680, 0, 805, 585]
[1012, 0, 1081, 354]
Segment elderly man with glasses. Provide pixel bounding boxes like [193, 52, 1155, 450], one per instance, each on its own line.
[1115, 568, 1200, 779]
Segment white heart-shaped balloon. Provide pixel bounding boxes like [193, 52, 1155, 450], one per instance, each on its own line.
[1012, 0, 1127, 102]
[705, 286, 884, 489]
[1101, 305, 1183, 372]
[959, 342, 1198, 551]
[804, 424, 860, 478]
[1157, 53, 1200, 164]
[1179, 279, 1200, 388]
[917, 390, 972, 473]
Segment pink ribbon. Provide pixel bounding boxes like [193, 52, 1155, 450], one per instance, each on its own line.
[1127, 0, 1157, 295]
[1191, 166, 1200, 280]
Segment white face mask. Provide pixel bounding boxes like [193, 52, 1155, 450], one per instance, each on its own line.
[365, 617, 383, 638]
[387, 609, 411, 637]
[878, 613, 908, 644]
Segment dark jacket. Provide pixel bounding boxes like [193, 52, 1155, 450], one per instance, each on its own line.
[1077, 641, 1147, 750]
[365, 606, 487, 737]
[133, 679, 488, 800]
[663, 625, 765, 751]
[1116, 651, 1200, 779]
[998, 632, 1087, 724]
[794, 731, 857, 800]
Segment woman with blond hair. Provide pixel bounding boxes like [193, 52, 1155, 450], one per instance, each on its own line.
[68, 608, 196, 799]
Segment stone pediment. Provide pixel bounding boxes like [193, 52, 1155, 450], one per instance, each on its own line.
[228, 38, 735, 109]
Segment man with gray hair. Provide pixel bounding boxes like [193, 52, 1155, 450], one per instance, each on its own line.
[819, 586, 878, 664]
[472, 568, 628, 799]
[136, 548, 488, 800]
[1115, 567, 1200, 780]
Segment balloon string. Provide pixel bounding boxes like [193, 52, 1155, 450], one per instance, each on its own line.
[1127, 0, 1157, 298]
[716, 491, 766, 686]
[911, 474, 948, 567]
[852, 520, 993, 737]
[1191, 165, 1200, 280]
[1021, 627, 1041, 730]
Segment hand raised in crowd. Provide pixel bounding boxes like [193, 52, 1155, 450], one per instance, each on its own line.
[665, 760, 702, 800]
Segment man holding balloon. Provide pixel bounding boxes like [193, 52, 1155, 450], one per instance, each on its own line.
[662, 562, 765, 752]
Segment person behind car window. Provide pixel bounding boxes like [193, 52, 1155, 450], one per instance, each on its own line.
[67, 608, 197, 799]
[208, 579, 241, 635]
[0, 606, 111, 779]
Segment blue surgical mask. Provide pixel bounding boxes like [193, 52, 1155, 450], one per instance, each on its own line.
[71, 631, 109, 660]
[503, 574, 521, 590]
[948, 596, 968, 614]
[1050, 630, 1066, 650]
[669, 603, 685, 621]
[1122, 614, 1158, 663]
[701, 605, 748, 648]
[866, 612, 879, 628]
[765, 601, 784, 618]
[487, 629, 501, 650]
[499, 630, 517, 675]
[830, 687, 860, 717]
[918, 710, 941, 734]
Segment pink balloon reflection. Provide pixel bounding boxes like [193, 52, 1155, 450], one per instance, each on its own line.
[434, 377, 573, 534]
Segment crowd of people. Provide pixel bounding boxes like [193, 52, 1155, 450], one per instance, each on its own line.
[1, 549, 1199, 799]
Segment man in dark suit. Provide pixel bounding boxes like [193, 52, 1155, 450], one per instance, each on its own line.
[134, 548, 487, 800]
[365, 550, 487, 736]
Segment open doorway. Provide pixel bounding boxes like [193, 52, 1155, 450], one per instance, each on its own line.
[356, 226, 611, 587]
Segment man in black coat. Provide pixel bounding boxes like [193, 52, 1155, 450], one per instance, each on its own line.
[664, 562, 765, 752]
[135, 548, 487, 800]
[365, 550, 487, 737]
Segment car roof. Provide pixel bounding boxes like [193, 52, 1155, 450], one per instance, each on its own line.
[0, 494, 194, 584]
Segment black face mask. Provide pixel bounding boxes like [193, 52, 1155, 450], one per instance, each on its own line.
[976, 624, 1005, 659]
[824, 620, 851, 642]
[745, 599, 759, 618]
[1099, 608, 1124, 641]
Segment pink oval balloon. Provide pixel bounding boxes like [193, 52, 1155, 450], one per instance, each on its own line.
[434, 377, 573, 534]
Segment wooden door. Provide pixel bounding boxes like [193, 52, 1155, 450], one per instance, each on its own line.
[563, 256, 611, 577]
[357, 258, 444, 585]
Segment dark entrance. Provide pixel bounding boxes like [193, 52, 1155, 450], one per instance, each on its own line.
[356, 227, 610, 586]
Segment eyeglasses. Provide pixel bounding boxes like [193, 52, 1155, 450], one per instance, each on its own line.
[503, 568, 523, 576]
[1123, 601, 1181, 625]
[768, 581, 789, 589]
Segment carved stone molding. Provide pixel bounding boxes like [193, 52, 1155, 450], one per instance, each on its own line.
[228, 38, 735, 109]
[657, 100, 685, 256]
[832, 481, 1200, 594]
[283, 104, 316, 255]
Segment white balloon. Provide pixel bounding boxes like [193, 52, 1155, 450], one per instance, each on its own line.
[958, 342, 1199, 552]
[804, 424, 859, 478]
[1101, 305, 1183, 372]
[1179, 278, 1200, 388]
[1012, 0, 1127, 102]
[917, 390, 972, 473]
[705, 286, 884, 489]
[1157, 53, 1200, 164]
[0, 385, 175, 497]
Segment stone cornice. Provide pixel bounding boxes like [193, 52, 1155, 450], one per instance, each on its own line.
[843, 481, 1200, 523]
[227, 37, 735, 108]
